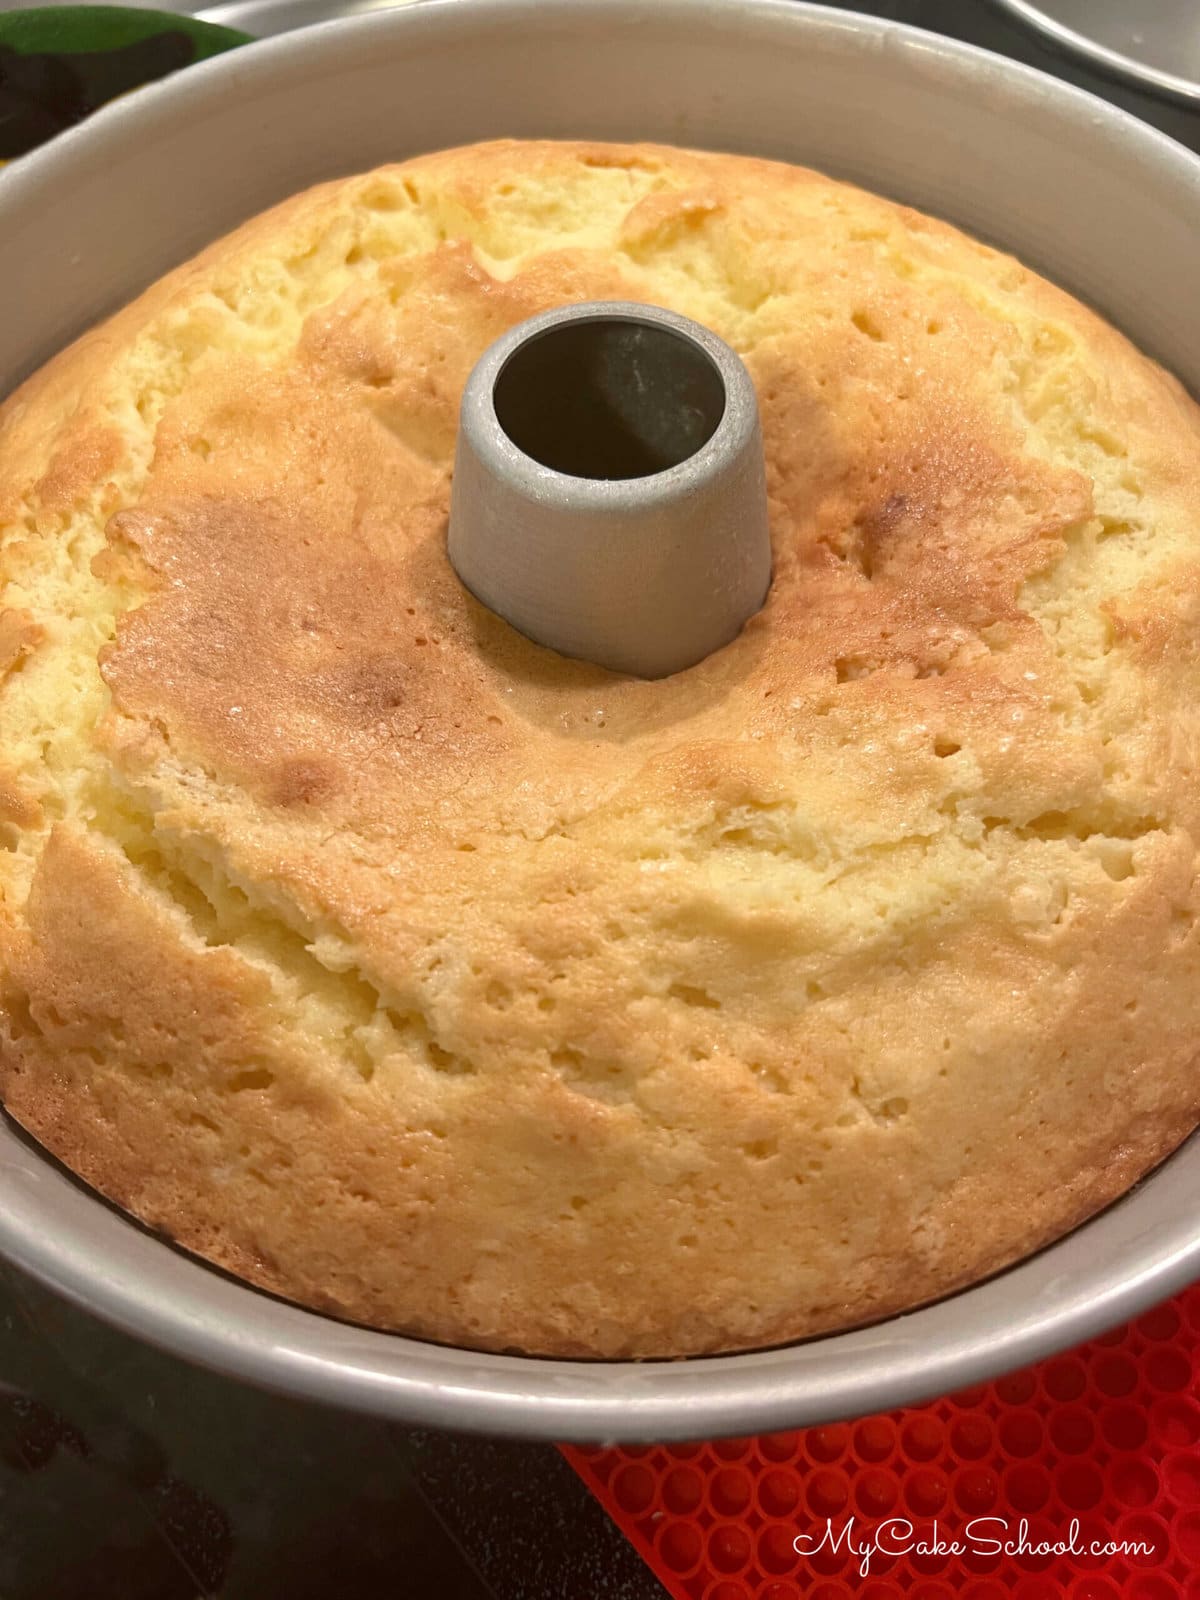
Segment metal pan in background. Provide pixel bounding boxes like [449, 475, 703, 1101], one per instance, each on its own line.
[990, 0, 1200, 106]
[192, 0, 407, 37]
[1, 0, 1200, 1442]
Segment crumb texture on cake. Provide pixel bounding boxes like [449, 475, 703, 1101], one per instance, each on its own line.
[1, 140, 1199, 1356]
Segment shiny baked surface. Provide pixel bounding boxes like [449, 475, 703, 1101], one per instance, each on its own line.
[1, 140, 1198, 1356]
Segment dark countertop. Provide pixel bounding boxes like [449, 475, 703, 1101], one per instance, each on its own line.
[1, 5, 1195, 1597]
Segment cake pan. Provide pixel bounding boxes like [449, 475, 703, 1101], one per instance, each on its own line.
[1, 0, 1199, 1442]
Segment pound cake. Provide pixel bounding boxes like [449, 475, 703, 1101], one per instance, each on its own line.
[2, 140, 1199, 1358]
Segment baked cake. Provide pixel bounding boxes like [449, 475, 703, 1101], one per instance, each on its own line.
[1, 140, 1198, 1356]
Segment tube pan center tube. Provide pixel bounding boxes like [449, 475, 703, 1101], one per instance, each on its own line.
[447, 301, 772, 679]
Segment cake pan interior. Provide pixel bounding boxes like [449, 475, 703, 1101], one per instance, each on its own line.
[1, 0, 1198, 1441]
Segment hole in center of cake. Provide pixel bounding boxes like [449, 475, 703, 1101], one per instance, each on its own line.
[492, 313, 726, 480]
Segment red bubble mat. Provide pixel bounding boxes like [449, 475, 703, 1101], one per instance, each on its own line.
[562, 1282, 1200, 1599]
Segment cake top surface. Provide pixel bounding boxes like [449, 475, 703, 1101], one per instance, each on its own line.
[1, 139, 1198, 1357]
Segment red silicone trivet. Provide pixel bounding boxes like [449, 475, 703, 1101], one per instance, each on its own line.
[563, 1283, 1200, 1598]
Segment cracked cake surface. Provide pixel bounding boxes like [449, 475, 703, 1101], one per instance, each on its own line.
[1, 139, 1199, 1356]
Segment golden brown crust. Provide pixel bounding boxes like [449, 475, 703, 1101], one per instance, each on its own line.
[2, 140, 1200, 1356]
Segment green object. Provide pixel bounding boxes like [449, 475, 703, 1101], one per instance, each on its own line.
[0, 6, 249, 58]
[0, 6, 252, 160]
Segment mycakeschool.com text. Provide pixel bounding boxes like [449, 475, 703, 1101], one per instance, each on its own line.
[793, 1516, 1155, 1578]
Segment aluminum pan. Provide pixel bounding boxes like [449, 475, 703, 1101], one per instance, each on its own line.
[1, 0, 1199, 1440]
[991, 0, 1200, 107]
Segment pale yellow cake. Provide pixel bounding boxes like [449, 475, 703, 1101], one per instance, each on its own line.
[1, 140, 1198, 1357]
